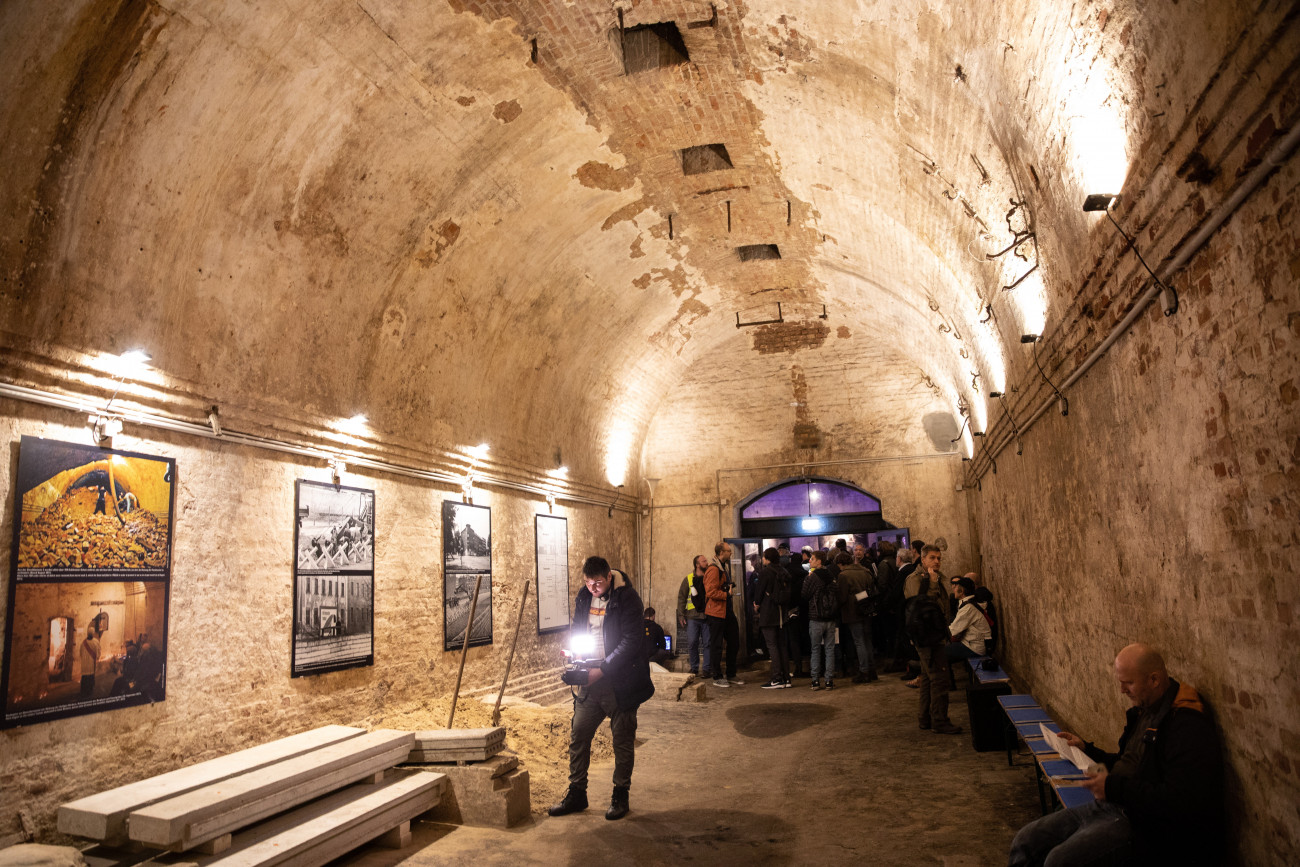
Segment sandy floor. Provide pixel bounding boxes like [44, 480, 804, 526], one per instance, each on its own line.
[350, 664, 1042, 866]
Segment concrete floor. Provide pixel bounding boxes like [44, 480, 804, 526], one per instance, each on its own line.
[345, 666, 1041, 867]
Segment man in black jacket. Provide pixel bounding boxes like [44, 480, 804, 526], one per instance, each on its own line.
[549, 557, 655, 821]
[1008, 643, 1223, 866]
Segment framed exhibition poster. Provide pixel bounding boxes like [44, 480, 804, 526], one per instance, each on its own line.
[442, 500, 492, 651]
[2, 436, 176, 728]
[292, 480, 375, 677]
[534, 514, 570, 634]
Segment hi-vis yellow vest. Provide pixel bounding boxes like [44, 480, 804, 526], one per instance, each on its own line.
[685, 573, 705, 613]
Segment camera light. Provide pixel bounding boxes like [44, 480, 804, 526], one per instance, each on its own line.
[568, 634, 596, 658]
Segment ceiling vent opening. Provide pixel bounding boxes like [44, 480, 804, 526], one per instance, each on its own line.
[622, 22, 690, 74]
[681, 144, 733, 175]
[737, 244, 781, 261]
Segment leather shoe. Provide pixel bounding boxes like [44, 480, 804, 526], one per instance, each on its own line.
[606, 785, 630, 820]
[548, 786, 588, 816]
[933, 722, 963, 735]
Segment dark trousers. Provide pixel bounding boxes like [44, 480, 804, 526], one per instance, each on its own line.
[706, 615, 727, 678]
[568, 679, 637, 790]
[723, 610, 740, 677]
[916, 642, 953, 726]
[761, 625, 787, 683]
[785, 614, 805, 674]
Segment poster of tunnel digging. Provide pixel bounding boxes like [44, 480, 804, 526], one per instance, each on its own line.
[2, 436, 176, 729]
[292, 480, 375, 677]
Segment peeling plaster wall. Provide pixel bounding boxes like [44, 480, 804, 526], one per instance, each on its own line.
[972, 158, 1300, 865]
[0, 401, 632, 841]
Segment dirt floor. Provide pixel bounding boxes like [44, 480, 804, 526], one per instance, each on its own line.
[354, 663, 1043, 866]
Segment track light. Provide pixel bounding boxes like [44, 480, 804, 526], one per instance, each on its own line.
[1085, 193, 1180, 317]
[1021, 333, 1040, 344]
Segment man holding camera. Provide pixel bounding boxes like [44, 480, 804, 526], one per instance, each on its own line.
[549, 556, 655, 821]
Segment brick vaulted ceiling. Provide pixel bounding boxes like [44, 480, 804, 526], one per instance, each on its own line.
[0, 0, 1291, 488]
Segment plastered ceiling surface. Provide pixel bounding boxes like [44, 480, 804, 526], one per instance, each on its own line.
[0, 0, 1278, 486]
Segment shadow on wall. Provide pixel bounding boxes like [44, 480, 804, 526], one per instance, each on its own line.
[923, 413, 960, 452]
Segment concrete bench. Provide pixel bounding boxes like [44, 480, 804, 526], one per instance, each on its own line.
[128, 729, 415, 852]
[405, 728, 505, 764]
[139, 769, 446, 867]
[58, 726, 367, 846]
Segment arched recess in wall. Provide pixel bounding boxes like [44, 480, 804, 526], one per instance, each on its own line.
[734, 476, 906, 544]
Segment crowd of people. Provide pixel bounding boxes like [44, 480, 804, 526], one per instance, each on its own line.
[662, 537, 996, 727]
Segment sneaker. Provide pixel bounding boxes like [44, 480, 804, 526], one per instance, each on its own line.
[905, 677, 920, 688]
[933, 722, 963, 735]
[712, 678, 730, 688]
[727, 679, 744, 686]
[810, 679, 822, 690]
[548, 786, 589, 816]
[824, 680, 835, 690]
[761, 680, 785, 689]
[851, 673, 868, 683]
[918, 720, 932, 730]
[688, 670, 699, 677]
[781, 680, 794, 688]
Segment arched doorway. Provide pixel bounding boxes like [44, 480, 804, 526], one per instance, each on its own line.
[726, 476, 911, 665]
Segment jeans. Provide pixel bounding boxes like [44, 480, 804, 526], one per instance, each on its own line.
[1008, 799, 1134, 866]
[848, 620, 873, 674]
[568, 679, 638, 790]
[684, 617, 707, 673]
[808, 620, 837, 681]
[761, 624, 787, 683]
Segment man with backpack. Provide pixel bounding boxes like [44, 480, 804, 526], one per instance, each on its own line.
[802, 550, 840, 690]
[904, 544, 961, 734]
[836, 552, 879, 682]
[753, 547, 792, 689]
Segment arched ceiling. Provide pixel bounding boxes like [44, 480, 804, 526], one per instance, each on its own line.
[0, 0, 1263, 488]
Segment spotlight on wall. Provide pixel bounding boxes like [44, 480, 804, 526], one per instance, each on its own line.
[1020, 333, 1040, 344]
[207, 406, 222, 437]
[348, 414, 368, 425]
[989, 391, 1003, 398]
[89, 414, 124, 444]
[1084, 193, 1179, 316]
[608, 483, 625, 518]
[469, 442, 490, 460]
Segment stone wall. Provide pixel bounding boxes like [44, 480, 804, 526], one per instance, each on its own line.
[971, 157, 1300, 864]
[0, 399, 631, 842]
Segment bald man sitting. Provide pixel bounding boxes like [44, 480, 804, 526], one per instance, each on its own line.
[1008, 643, 1223, 866]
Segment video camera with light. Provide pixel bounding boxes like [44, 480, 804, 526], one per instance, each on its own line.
[560, 633, 601, 686]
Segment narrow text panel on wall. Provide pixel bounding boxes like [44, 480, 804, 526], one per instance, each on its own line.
[443, 500, 493, 651]
[2, 436, 176, 728]
[535, 514, 570, 635]
[292, 480, 375, 677]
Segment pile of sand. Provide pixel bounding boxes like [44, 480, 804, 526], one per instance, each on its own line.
[377, 694, 610, 814]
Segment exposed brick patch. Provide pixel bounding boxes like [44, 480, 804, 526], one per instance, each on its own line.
[836, 326, 851, 338]
[575, 160, 634, 192]
[456, 95, 475, 106]
[492, 99, 522, 123]
[751, 320, 830, 355]
[602, 198, 647, 231]
[629, 236, 645, 258]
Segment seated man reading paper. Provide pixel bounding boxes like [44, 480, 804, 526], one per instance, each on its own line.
[1008, 643, 1223, 866]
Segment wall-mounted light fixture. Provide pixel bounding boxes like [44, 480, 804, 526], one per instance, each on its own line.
[1083, 194, 1178, 316]
[1032, 341, 1069, 417]
[608, 484, 624, 518]
[328, 457, 347, 485]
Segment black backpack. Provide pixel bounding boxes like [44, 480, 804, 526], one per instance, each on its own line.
[811, 572, 839, 621]
[771, 566, 792, 606]
[904, 575, 949, 645]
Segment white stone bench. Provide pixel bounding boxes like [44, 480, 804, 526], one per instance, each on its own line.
[138, 770, 446, 867]
[127, 729, 415, 852]
[58, 726, 366, 846]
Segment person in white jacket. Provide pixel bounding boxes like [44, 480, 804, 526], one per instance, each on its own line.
[946, 576, 992, 660]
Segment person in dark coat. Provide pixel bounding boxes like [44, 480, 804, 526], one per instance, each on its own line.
[753, 547, 791, 689]
[549, 557, 654, 821]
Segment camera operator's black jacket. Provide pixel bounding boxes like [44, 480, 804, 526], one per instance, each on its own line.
[572, 569, 655, 710]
